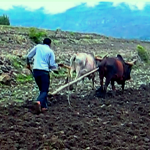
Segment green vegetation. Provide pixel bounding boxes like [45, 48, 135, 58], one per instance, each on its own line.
[137, 45, 149, 63]
[6, 55, 23, 69]
[16, 74, 33, 83]
[50, 68, 68, 79]
[53, 39, 60, 46]
[69, 31, 75, 36]
[13, 60, 22, 69]
[0, 14, 10, 25]
[29, 27, 47, 44]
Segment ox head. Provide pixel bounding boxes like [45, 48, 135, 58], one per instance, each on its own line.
[124, 59, 136, 80]
[117, 54, 137, 80]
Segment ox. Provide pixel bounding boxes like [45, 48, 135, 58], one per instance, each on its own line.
[66, 52, 97, 91]
[96, 54, 136, 98]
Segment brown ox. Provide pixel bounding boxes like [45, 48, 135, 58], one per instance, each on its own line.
[95, 54, 137, 98]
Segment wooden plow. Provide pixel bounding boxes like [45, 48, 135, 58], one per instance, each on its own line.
[48, 55, 105, 99]
[48, 67, 99, 97]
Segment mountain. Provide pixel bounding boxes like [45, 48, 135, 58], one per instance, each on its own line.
[0, 2, 150, 40]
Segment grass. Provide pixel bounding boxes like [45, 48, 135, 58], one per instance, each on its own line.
[16, 74, 33, 83]
[0, 25, 55, 36]
[0, 25, 30, 33]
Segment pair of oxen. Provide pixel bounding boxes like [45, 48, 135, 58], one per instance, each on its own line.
[61, 52, 136, 98]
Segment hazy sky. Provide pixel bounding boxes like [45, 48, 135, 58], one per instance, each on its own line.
[0, 0, 149, 14]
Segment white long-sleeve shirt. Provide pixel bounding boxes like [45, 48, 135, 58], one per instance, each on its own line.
[27, 44, 58, 72]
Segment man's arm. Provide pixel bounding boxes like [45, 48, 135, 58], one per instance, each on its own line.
[49, 51, 58, 71]
[26, 46, 37, 65]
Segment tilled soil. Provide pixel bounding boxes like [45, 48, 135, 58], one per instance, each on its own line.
[0, 86, 150, 150]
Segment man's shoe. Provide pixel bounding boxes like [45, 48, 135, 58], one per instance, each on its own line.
[33, 101, 41, 114]
[42, 108, 48, 111]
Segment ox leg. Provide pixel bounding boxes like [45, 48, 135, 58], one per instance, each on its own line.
[75, 67, 87, 92]
[103, 77, 112, 98]
[81, 78, 85, 90]
[91, 73, 95, 90]
[75, 79, 84, 92]
[66, 69, 74, 90]
[100, 75, 104, 90]
[92, 77, 94, 90]
[95, 75, 104, 98]
[75, 67, 80, 92]
[75, 80, 78, 92]
[111, 80, 116, 97]
[65, 77, 69, 84]
[79, 69, 87, 90]
[121, 81, 125, 94]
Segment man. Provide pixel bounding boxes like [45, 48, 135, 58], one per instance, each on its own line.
[26, 38, 63, 113]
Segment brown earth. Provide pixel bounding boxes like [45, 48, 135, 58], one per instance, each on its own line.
[0, 26, 150, 150]
[0, 86, 150, 150]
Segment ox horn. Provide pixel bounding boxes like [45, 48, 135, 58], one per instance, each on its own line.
[126, 59, 137, 66]
[103, 53, 109, 59]
[95, 56, 103, 61]
[95, 53, 109, 61]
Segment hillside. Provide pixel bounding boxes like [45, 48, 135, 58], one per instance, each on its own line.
[1, 2, 150, 40]
[0, 25, 150, 149]
[0, 25, 150, 102]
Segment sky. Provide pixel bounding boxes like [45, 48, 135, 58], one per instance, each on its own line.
[0, 0, 150, 14]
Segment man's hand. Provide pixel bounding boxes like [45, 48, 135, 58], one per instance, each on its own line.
[58, 63, 64, 67]
[26, 64, 31, 70]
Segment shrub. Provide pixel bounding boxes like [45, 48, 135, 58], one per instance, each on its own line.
[29, 27, 47, 44]
[0, 14, 10, 25]
[137, 45, 149, 63]
[70, 31, 75, 36]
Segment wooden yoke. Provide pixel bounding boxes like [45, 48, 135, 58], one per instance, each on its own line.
[61, 64, 71, 70]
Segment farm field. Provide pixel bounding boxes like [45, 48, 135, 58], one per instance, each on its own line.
[0, 26, 150, 150]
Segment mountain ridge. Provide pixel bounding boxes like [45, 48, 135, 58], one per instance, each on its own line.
[0, 2, 150, 40]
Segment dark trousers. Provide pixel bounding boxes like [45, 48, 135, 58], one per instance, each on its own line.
[33, 69, 50, 108]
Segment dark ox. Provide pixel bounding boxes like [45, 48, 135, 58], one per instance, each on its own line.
[96, 54, 136, 98]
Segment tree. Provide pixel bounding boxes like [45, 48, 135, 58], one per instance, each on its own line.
[0, 14, 10, 25]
